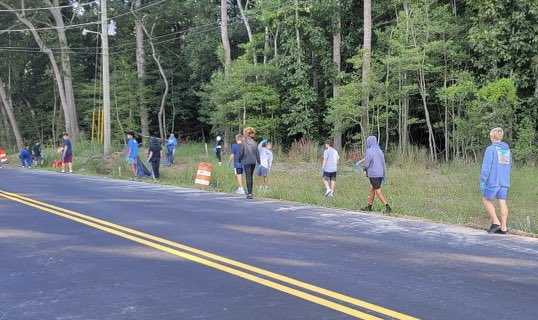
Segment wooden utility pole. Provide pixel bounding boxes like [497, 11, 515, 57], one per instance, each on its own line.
[101, 0, 111, 154]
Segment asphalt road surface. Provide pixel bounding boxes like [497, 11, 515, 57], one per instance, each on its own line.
[1, 168, 537, 320]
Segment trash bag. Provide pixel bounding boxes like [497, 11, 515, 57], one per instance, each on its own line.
[136, 156, 151, 178]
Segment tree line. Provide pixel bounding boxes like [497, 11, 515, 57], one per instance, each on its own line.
[0, 0, 536, 163]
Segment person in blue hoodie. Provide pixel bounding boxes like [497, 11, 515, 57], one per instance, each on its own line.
[19, 147, 33, 168]
[481, 127, 512, 234]
[166, 132, 178, 166]
[360, 136, 392, 214]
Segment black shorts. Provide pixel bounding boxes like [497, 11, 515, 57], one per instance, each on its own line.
[369, 177, 383, 190]
[234, 168, 243, 175]
[323, 171, 337, 181]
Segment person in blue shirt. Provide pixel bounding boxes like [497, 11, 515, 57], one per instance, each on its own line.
[481, 127, 512, 235]
[228, 134, 245, 195]
[126, 132, 139, 178]
[61, 133, 73, 173]
[166, 132, 178, 166]
[20, 147, 33, 168]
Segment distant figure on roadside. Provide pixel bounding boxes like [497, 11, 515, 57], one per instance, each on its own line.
[215, 134, 223, 166]
[61, 133, 73, 174]
[126, 132, 139, 178]
[33, 142, 44, 166]
[257, 139, 274, 192]
[481, 128, 512, 235]
[321, 140, 339, 197]
[166, 132, 178, 166]
[360, 136, 392, 214]
[20, 147, 33, 168]
[238, 127, 260, 199]
[148, 137, 163, 180]
[229, 134, 245, 195]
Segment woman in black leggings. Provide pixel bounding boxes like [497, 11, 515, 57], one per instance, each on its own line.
[238, 127, 260, 199]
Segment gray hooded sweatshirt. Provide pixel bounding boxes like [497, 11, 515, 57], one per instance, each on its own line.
[363, 136, 386, 178]
[238, 137, 260, 165]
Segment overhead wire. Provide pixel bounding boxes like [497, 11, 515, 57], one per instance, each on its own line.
[0, 0, 95, 12]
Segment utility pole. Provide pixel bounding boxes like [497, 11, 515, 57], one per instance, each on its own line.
[101, 0, 111, 154]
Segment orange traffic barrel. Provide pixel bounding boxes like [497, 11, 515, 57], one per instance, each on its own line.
[0, 148, 7, 164]
[195, 162, 213, 188]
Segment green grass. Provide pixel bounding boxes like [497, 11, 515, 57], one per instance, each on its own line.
[6, 142, 538, 235]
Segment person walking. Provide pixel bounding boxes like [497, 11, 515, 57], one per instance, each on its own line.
[215, 134, 223, 165]
[126, 132, 139, 178]
[238, 127, 260, 199]
[360, 136, 392, 213]
[61, 133, 73, 173]
[20, 147, 33, 168]
[148, 137, 163, 180]
[481, 128, 512, 234]
[257, 140, 274, 192]
[321, 140, 339, 196]
[229, 134, 246, 195]
[33, 143, 44, 166]
[166, 132, 178, 166]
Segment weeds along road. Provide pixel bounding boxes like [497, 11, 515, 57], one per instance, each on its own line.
[0, 168, 537, 320]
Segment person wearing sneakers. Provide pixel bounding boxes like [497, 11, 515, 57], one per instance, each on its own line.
[321, 140, 339, 197]
[360, 136, 392, 213]
[126, 132, 139, 178]
[481, 127, 512, 235]
[215, 135, 223, 165]
[238, 127, 260, 199]
[61, 133, 73, 173]
[257, 140, 274, 192]
[229, 134, 246, 195]
[19, 147, 33, 168]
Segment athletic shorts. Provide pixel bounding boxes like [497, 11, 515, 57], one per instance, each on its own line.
[323, 171, 337, 181]
[63, 155, 73, 164]
[257, 166, 269, 177]
[234, 167, 243, 175]
[369, 177, 383, 190]
[483, 187, 509, 200]
[127, 157, 137, 165]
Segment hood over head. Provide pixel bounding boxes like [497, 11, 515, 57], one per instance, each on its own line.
[366, 136, 378, 148]
[493, 141, 509, 150]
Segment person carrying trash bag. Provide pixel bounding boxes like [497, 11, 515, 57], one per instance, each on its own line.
[360, 136, 392, 214]
[148, 137, 163, 180]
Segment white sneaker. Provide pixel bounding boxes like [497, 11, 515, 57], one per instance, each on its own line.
[324, 189, 332, 196]
[61, 170, 66, 173]
[235, 188, 246, 195]
[328, 191, 334, 197]
[69, 170, 73, 174]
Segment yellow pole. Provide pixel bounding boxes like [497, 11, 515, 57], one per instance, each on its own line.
[91, 109, 96, 143]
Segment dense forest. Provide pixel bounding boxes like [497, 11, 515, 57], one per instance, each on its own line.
[0, 0, 536, 162]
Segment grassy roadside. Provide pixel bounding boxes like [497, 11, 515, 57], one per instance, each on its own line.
[5, 142, 537, 235]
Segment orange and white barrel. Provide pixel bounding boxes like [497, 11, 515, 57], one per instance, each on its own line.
[195, 162, 213, 188]
[0, 149, 8, 164]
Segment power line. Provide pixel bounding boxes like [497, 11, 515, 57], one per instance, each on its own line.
[0, 0, 95, 12]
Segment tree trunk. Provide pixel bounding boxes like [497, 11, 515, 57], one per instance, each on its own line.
[0, 98, 13, 145]
[0, 78, 24, 149]
[418, 68, 437, 160]
[47, 0, 78, 139]
[264, 26, 270, 64]
[360, 0, 372, 146]
[294, 0, 301, 64]
[333, 0, 343, 150]
[0, 1, 72, 138]
[238, 0, 257, 65]
[133, 0, 150, 144]
[220, 0, 232, 74]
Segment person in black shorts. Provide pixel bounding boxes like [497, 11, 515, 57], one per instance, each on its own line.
[360, 136, 392, 213]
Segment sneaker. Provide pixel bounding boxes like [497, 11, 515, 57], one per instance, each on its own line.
[494, 229, 508, 235]
[361, 205, 372, 212]
[264, 186, 269, 192]
[235, 188, 246, 195]
[60, 170, 66, 173]
[246, 194, 254, 199]
[69, 170, 73, 174]
[324, 189, 332, 196]
[385, 204, 392, 214]
[328, 191, 334, 197]
[487, 224, 501, 234]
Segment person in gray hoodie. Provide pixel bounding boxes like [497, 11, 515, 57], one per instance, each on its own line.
[360, 135, 392, 213]
[238, 127, 260, 199]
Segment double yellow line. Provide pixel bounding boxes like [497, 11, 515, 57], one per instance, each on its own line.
[0, 190, 418, 320]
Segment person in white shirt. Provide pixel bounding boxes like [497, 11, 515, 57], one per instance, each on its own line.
[257, 139, 274, 192]
[321, 140, 339, 196]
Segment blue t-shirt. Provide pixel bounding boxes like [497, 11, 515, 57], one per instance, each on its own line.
[231, 143, 242, 168]
[127, 138, 139, 158]
[167, 136, 178, 148]
[63, 139, 73, 156]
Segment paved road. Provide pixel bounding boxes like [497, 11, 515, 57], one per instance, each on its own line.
[0, 168, 537, 320]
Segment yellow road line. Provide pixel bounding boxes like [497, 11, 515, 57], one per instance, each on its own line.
[0, 190, 419, 320]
